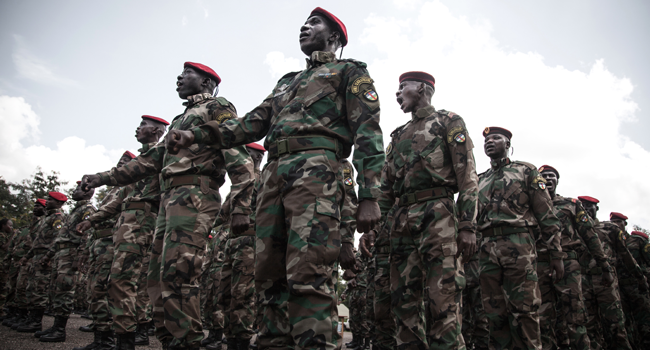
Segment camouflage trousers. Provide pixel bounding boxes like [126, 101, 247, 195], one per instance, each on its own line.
[552, 259, 590, 350]
[200, 257, 214, 327]
[8, 262, 30, 308]
[581, 271, 632, 350]
[374, 250, 397, 350]
[88, 237, 115, 332]
[479, 232, 541, 350]
[255, 151, 343, 350]
[5, 260, 20, 307]
[619, 279, 650, 349]
[350, 287, 369, 338]
[108, 205, 157, 334]
[366, 265, 376, 339]
[462, 258, 489, 350]
[390, 197, 465, 350]
[75, 270, 89, 312]
[137, 244, 153, 324]
[205, 231, 228, 331]
[536, 260, 557, 350]
[26, 252, 53, 309]
[147, 184, 220, 348]
[216, 235, 257, 340]
[51, 247, 79, 317]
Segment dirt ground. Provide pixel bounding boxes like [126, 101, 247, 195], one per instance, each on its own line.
[0, 315, 354, 350]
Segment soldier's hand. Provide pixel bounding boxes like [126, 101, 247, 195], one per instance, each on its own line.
[230, 214, 250, 235]
[348, 279, 357, 288]
[81, 174, 102, 191]
[356, 200, 380, 233]
[339, 242, 356, 270]
[166, 129, 195, 155]
[342, 268, 356, 281]
[77, 220, 92, 233]
[550, 259, 564, 283]
[456, 229, 477, 263]
[602, 271, 614, 287]
[359, 231, 375, 258]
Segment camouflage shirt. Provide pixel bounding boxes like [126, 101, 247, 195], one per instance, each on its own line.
[377, 105, 479, 232]
[120, 141, 162, 206]
[477, 158, 562, 257]
[624, 232, 649, 278]
[27, 208, 65, 258]
[48, 200, 96, 257]
[354, 250, 369, 288]
[583, 220, 641, 278]
[86, 185, 129, 230]
[550, 195, 609, 268]
[8, 216, 38, 260]
[192, 51, 385, 201]
[97, 93, 254, 216]
[213, 169, 262, 237]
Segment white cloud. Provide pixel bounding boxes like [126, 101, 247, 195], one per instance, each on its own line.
[0, 95, 122, 189]
[393, 0, 423, 10]
[182, 16, 188, 26]
[263, 51, 303, 79]
[362, 1, 650, 229]
[12, 35, 80, 88]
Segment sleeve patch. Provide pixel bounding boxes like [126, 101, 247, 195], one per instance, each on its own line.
[215, 113, 233, 124]
[83, 211, 92, 221]
[350, 76, 374, 94]
[386, 142, 393, 155]
[447, 126, 466, 143]
[534, 176, 547, 190]
[53, 219, 63, 230]
[576, 211, 589, 223]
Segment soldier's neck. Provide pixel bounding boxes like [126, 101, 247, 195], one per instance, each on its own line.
[489, 157, 510, 169]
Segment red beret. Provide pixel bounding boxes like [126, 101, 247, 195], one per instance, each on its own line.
[123, 151, 136, 160]
[36, 199, 47, 207]
[184, 62, 221, 85]
[246, 143, 266, 153]
[142, 115, 170, 126]
[483, 126, 512, 139]
[610, 212, 628, 220]
[310, 7, 348, 47]
[49, 191, 68, 202]
[76, 181, 82, 185]
[208, 235, 213, 239]
[578, 196, 599, 204]
[399, 71, 435, 88]
[538, 165, 560, 179]
[631, 231, 649, 240]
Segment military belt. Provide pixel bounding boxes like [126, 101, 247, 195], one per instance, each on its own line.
[376, 246, 390, 254]
[161, 175, 219, 191]
[93, 228, 113, 240]
[56, 242, 78, 250]
[481, 226, 529, 238]
[581, 267, 603, 275]
[619, 277, 637, 286]
[267, 136, 342, 159]
[122, 202, 147, 211]
[564, 251, 578, 260]
[399, 187, 453, 207]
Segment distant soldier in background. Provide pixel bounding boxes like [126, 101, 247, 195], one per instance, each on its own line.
[0, 218, 16, 319]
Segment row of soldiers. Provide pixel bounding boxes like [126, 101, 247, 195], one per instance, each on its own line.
[1, 5, 650, 350]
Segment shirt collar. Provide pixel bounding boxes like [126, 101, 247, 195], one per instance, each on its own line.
[139, 142, 157, 154]
[74, 200, 89, 209]
[306, 51, 336, 68]
[413, 105, 436, 120]
[490, 157, 511, 170]
[183, 93, 213, 107]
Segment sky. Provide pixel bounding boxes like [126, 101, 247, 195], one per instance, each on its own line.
[1, 0, 649, 229]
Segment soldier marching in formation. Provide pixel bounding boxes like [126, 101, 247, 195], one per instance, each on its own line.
[1, 6, 650, 350]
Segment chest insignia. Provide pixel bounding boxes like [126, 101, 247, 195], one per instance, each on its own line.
[318, 73, 338, 78]
[364, 90, 378, 101]
[386, 142, 393, 155]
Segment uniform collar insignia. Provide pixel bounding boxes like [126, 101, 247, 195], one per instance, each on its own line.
[490, 157, 511, 169]
[306, 51, 336, 68]
[413, 105, 436, 120]
[183, 93, 213, 106]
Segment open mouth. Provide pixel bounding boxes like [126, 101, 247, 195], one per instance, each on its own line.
[299, 32, 309, 41]
[176, 81, 183, 91]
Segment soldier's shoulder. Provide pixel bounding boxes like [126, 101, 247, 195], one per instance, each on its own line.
[338, 58, 368, 69]
[390, 122, 410, 138]
[212, 96, 233, 107]
[478, 169, 490, 179]
[511, 160, 537, 170]
[437, 109, 462, 121]
[278, 70, 302, 82]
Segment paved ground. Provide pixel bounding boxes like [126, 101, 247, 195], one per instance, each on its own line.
[0, 315, 353, 350]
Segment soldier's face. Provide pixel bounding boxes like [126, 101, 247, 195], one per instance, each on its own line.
[540, 171, 558, 194]
[582, 201, 598, 220]
[117, 155, 132, 167]
[484, 134, 509, 158]
[177, 67, 205, 99]
[396, 81, 421, 114]
[33, 204, 46, 216]
[46, 197, 64, 210]
[136, 119, 161, 144]
[72, 184, 93, 201]
[611, 219, 626, 230]
[300, 15, 332, 56]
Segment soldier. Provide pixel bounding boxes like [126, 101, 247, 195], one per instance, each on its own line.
[461, 230, 489, 350]
[166, 8, 384, 350]
[107, 114, 168, 349]
[75, 152, 136, 350]
[215, 142, 265, 350]
[477, 127, 564, 350]
[82, 61, 255, 350]
[0, 218, 15, 319]
[36, 182, 96, 342]
[203, 219, 231, 350]
[350, 249, 370, 350]
[578, 196, 639, 350]
[537, 165, 613, 350]
[375, 71, 477, 349]
[16, 191, 68, 333]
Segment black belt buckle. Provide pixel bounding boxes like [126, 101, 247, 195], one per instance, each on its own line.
[277, 139, 289, 156]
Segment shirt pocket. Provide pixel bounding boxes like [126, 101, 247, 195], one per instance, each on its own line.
[503, 181, 529, 214]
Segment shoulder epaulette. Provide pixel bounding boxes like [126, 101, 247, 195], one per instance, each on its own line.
[279, 71, 301, 81]
[214, 96, 231, 107]
[339, 58, 368, 68]
[437, 109, 460, 119]
[512, 160, 537, 170]
[478, 170, 489, 178]
[390, 122, 410, 137]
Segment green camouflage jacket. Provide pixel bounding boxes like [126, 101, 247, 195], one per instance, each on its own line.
[625, 232, 650, 278]
[354, 250, 369, 288]
[118, 142, 162, 206]
[0, 229, 15, 264]
[47, 200, 96, 258]
[213, 169, 261, 238]
[377, 106, 479, 232]
[191, 51, 385, 201]
[97, 94, 254, 216]
[582, 220, 642, 278]
[477, 158, 562, 258]
[26, 208, 65, 259]
[550, 195, 609, 268]
[8, 216, 39, 260]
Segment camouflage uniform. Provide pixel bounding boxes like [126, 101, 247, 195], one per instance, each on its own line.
[540, 196, 611, 350]
[108, 141, 161, 335]
[619, 231, 650, 349]
[6, 220, 36, 310]
[208, 223, 230, 334]
[352, 251, 370, 341]
[476, 158, 562, 350]
[191, 51, 384, 350]
[48, 200, 96, 318]
[377, 105, 478, 349]
[373, 204, 397, 350]
[580, 220, 636, 350]
[96, 93, 254, 348]
[461, 232, 489, 350]
[0, 227, 15, 312]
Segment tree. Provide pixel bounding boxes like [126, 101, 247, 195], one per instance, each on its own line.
[633, 225, 649, 235]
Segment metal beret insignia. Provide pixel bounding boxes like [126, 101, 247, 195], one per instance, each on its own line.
[644, 244, 650, 253]
[215, 112, 233, 124]
[484, 127, 490, 135]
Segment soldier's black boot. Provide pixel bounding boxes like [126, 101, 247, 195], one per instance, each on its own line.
[115, 332, 136, 350]
[147, 321, 154, 336]
[97, 331, 117, 350]
[80, 321, 96, 332]
[39, 315, 68, 342]
[134, 323, 149, 346]
[346, 335, 358, 348]
[34, 319, 56, 338]
[236, 338, 251, 350]
[11, 309, 31, 330]
[3, 307, 20, 326]
[16, 308, 44, 332]
[201, 329, 217, 347]
[73, 330, 102, 350]
[363, 337, 370, 349]
[205, 329, 224, 350]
